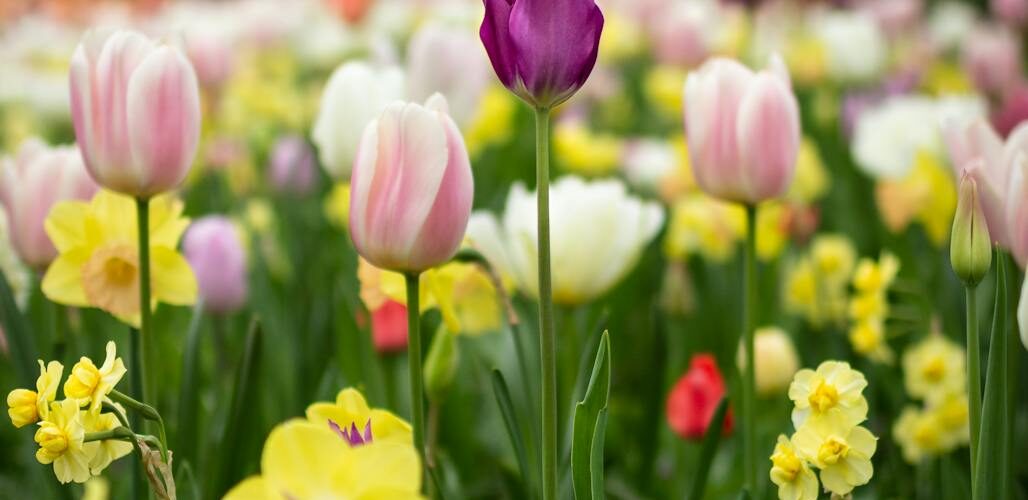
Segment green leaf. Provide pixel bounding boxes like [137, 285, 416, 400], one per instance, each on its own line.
[0, 270, 37, 386]
[572, 330, 612, 500]
[175, 301, 205, 468]
[491, 369, 532, 495]
[211, 319, 263, 498]
[974, 253, 1008, 500]
[689, 397, 730, 500]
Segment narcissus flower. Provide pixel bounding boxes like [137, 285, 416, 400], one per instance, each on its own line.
[893, 406, 944, 464]
[305, 388, 413, 446]
[81, 408, 132, 475]
[667, 354, 733, 440]
[63, 341, 126, 412]
[788, 361, 868, 430]
[902, 334, 966, 402]
[41, 190, 197, 325]
[7, 360, 63, 428]
[769, 435, 819, 500]
[34, 398, 98, 484]
[792, 420, 877, 496]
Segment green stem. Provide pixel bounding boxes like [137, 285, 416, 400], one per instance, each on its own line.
[84, 427, 134, 443]
[966, 284, 981, 496]
[110, 389, 168, 462]
[129, 326, 145, 499]
[404, 272, 426, 486]
[535, 106, 557, 500]
[742, 204, 758, 493]
[135, 197, 153, 411]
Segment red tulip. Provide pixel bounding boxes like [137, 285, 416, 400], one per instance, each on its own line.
[667, 354, 733, 440]
[371, 299, 408, 353]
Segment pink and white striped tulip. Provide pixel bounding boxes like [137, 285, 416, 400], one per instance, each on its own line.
[69, 29, 201, 198]
[683, 55, 800, 205]
[0, 139, 98, 269]
[349, 94, 474, 273]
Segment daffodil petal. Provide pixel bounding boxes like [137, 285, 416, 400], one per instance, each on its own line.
[41, 249, 91, 307]
[150, 246, 198, 305]
[44, 201, 91, 252]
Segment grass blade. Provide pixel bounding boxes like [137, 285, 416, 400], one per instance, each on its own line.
[688, 397, 730, 500]
[492, 369, 533, 496]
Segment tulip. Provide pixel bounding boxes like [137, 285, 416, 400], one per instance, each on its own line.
[941, 117, 1009, 247]
[667, 354, 733, 440]
[69, 29, 201, 198]
[349, 94, 474, 273]
[951, 171, 993, 285]
[683, 55, 801, 204]
[185, 31, 235, 90]
[992, 84, 1028, 138]
[371, 299, 408, 353]
[267, 135, 317, 196]
[0, 139, 98, 269]
[1019, 269, 1028, 350]
[312, 61, 404, 180]
[407, 23, 492, 127]
[962, 26, 1022, 97]
[183, 216, 248, 314]
[1008, 153, 1028, 269]
[480, 0, 604, 108]
[992, 0, 1028, 27]
[736, 327, 800, 396]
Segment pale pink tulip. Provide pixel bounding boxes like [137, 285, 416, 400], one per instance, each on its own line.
[349, 94, 474, 273]
[992, 0, 1028, 27]
[184, 216, 248, 314]
[1007, 152, 1028, 269]
[185, 32, 235, 89]
[0, 139, 98, 269]
[941, 117, 1009, 247]
[962, 26, 1022, 97]
[69, 29, 201, 198]
[683, 55, 800, 204]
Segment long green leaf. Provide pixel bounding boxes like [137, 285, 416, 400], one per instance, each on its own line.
[689, 397, 730, 500]
[572, 330, 611, 500]
[974, 253, 1007, 500]
[0, 270, 36, 385]
[491, 369, 532, 495]
[211, 319, 263, 498]
[175, 301, 205, 468]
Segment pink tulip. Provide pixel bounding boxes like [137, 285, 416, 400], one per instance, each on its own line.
[349, 94, 474, 273]
[268, 135, 317, 196]
[185, 32, 235, 90]
[69, 29, 201, 198]
[184, 216, 248, 314]
[0, 139, 98, 269]
[1008, 149, 1028, 269]
[962, 26, 1022, 97]
[683, 55, 800, 204]
[941, 117, 1010, 247]
[992, 0, 1028, 27]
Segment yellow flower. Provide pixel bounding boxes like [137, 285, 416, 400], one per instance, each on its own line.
[928, 392, 970, 450]
[63, 342, 126, 412]
[784, 34, 828, 87]
[874, 152, 956, 246]
[893, 406, 944, 464]
[755, 202, 789, 262]
[921, 61, 973, 96]
[305, 388, 412, 446]
[785, 236, 857, 328]
[663, 193, 746, 263]
[851, 253, 899, 294]
[464, 85, 516, 157]
[224, 419, 423, 500]
[788, 361, 869, 430]
[324, 183, 352, 230]
[7, 359, 63, 428]
[34, 398, 97, 484]
[903, 334, 966, 402]
[792, 421, 877, 496]
[7, 388, 37, 428]
[848, 320, 894, 364]
[598, 12, 644, 63]
[554, 120, 624, 177]
[644, 65, 686, 120]
[769, 435, 819, 500]
[656, 137, 696, 202]
[83, 476, 110, 500]
[81, 408, 132, 475]
[810, 236, 856, 285]
[42, 190, 197, 325]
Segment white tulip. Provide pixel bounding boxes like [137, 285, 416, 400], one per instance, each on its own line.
[466, 176, 664, 305]
[406, 23, 491, 127]
[311, 61, 404, 180]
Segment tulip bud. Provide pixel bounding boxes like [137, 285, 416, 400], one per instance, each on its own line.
[950, 170, 993, 286]
[1007, 153, 1028, 270]
[683, 55, 801, 204]
[666, 354, 733, 440]
[736, 326, 800, 396]
[6, 388, 38, 428]
[407, 23, 491, 127]
[424, 326, 459, 402]
[1019, 268, 1027, 350]
[480, 0, 604, 108]
[349, 95, 474, 273]
[0, 139, 98, 269]
[183, 216, 248, 314]
[268, 135, 317, 196]
[69, 30, 201, 198]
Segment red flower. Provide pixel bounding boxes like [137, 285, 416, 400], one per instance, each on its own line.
[666, 354, 734, 440]
[371, 299, 408, 353]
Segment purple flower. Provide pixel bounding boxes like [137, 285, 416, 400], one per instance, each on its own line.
[480, 0, 604, 108]
[328, 419, 373, 447]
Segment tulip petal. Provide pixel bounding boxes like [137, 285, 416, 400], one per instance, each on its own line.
[480, 0, 517, 89]
[736, 73, 800, 202]
[1007, 154, 1028, 268]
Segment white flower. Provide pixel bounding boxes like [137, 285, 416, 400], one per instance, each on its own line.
[312, 61, 405, 180]
[928, 2, 976, 52]
[466, 176, 664, 305]
[406, 23, 491, 126]
[812, 10, 886, 83]
[621, 139, 677, 194]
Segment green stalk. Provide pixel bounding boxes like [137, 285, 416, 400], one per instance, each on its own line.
[135, 197, 153, 408]
[405, 272, 426, 484]
[534, 106, 558, 500]
[742, 204, 758, 493]
[965, 284, 981, 494]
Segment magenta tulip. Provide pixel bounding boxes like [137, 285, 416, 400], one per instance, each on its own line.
[183, 216, 248, 314]
[349, 95, 474, 273]
[69, 29, 201, 198]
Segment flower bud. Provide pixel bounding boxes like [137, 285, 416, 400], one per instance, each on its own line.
[1019, 268, 1027, 351]
[268, 135, 317, 196]
[69, 30, 201, 198]
[64, 358, 101, 400]
[34, 425, 69, 456]
[424, 326, 459, 403]
[184, 216, 249, 314]
[6, 388, 38, 428]
[736, 326, 801, 396]
[349, 95, 474, 273]
[666, 354, 733, 440]
[950, 170, 993, 286]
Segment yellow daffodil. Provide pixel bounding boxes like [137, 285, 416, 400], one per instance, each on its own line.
[811, 236, 856, 285]
[852, 253, 900, 295]
[786, 138, 830, 204]
[656, 137, 696, 202]
[305, 388, 412, 446]
[663, 193, 746, 263]
[464, 85, 516, 157]
[7, 388, 37, 428]
[902, 334, 966, 402]
[34, 398, 97, 484]
[598, 12, 644, 63]
[784, 34, 828, 88]
[324, 183, 352, 230]
[81, 408, 132, 475]
[769, 434, 819, 500]
[63, 342, 126, 412]
[848, 320, 894, 364]
[927, 392, 970, 450]
[875, 152, 956, 246]
[893, 406, 944, 464]
[7, 360, 63, 428]
[225, 419, 424, 500]
[554, 120, 624, 177]
[792, 420, 877, 496]
[785, 236, 857, 328]
[756, 203, 789, 262]
[82, 476, 110, 500]
[42, 190, 197, 325]
[788, 361, 869, 430]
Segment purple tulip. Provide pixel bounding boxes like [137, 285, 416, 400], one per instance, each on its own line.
[480, 0, 604, 108]
[184, 216, 248, 314]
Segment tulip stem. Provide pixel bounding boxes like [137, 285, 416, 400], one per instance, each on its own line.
[966, 284, 981, 495]
[404, 272, 427, 488]
[535, 106, 558, 500]
[135, 197, 152, 408]
[742, 204, 758, 494]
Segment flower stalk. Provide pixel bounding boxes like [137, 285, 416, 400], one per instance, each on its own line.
[535, 106, 558, 500]
[405, 272, 426, 484]
[742, 203, 758, 492]
[135, 197, 153, 407]
[966, 284, 981, 495]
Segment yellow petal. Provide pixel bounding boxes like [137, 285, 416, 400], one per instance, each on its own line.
[334, 441, 421, 496]
[91, 191, 136, 242]
[150, 247, 197, 305]
[44, 201, 90, 252]
[149, 196, 189, 248]
[41, 249, 91, 307]
[224, 477, 273, 500]
[261, 420, 351, 498]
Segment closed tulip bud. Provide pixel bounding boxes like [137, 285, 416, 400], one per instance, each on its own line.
[480, 0, 604, 109]
[184, 216, 248, 314]
[424, 326, 459, 402]
[0, 139, 98, 269]
[951, 169, 992, 286]
[684, 55, 801, 204]
[1008, 153, 1028, 269]
[666, 354, 733, 440]
[268, 135, 317, 196]
[349, 94, 474, 273]
[736, 326, 800, 397]
[69, 30, 201, 198]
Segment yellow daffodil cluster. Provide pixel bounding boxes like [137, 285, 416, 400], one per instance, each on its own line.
[663, 193, 746, 263]
[847, 252, 900, 363]
[875, 151, 957, 247]
[554, 120, 624, 177]
[5, 342, 132, 483]
[42, 190, 197, 326]
[784, 235, 857, 328]
[893, 334, 970, 464]
[463, 85, 517, 158]
[226, 387, 422, 499]
[771, 361, 877, 499]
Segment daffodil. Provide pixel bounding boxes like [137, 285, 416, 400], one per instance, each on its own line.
[34, 398, 98, 484]
[63, 341, 126, 412]
[788, 361, 869, 430]
[554, 120, 624, 177]
[324, 182, 351, 230]
[225, 419, 423, 500]
[893, 406, 944, 464]
[927, 392, 970, 450]
[81, 408, 132, 475]
[464, 85, 516, 157]
[785, 138, 830, 204]
[902, 334, 966, 402]
[792, 420, 877, 496]
[874, 151, 956, 247]
[7, 360, 62, 428]
[851, 253, 900, 295]
[305, 388, 412, 446]
[644, 65, 686, 120]
[769, 435, 819, 500]
[755, 203, 789, 262]
[42, 190, 197, 325]
[848, 320, 894, 364]
[810, 236, 856, 285]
